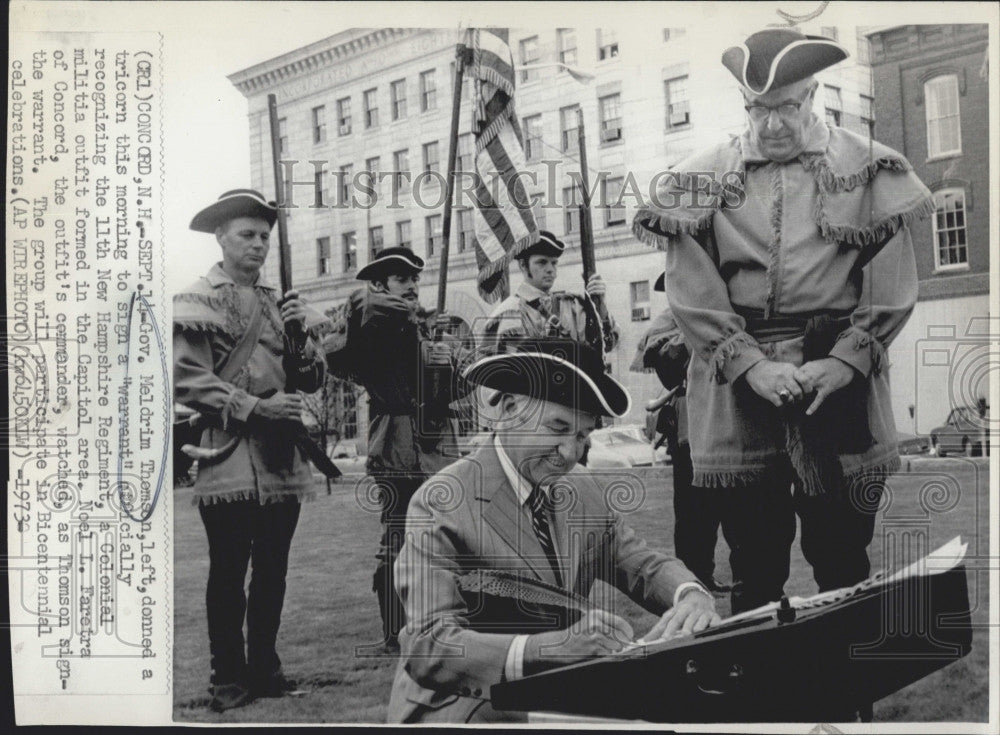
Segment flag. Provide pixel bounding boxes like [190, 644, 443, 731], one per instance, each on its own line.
[466, 28, 539, 303]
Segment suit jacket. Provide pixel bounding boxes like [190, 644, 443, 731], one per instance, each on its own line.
[387, 440, 698, 723]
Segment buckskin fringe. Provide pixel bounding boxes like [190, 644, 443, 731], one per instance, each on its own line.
[818, 197, 935, 248]
[172, 318, 231, 335]
[801, 153, 910, 194]
[193, 489, 318, 507]
[764, 164, 783, 318]
[692, 466, 770, 488]
[710, 331, 761, 384]
[837, 326, 888, 377]
[632, 208, 715, 250]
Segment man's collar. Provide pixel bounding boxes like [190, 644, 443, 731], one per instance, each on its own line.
[515, 280, 550, 302]
[205, 262, 274, 290]
[494, 434, 548, 506]
[739, 115, 829, 164]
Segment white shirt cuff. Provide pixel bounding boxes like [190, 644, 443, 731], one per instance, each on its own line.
[673, 581, 710, 607]
[503, 635, 529, 681]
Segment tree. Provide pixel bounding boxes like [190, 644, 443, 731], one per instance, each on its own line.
[301, 374, 363, 492]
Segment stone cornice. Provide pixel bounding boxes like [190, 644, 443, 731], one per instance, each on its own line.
[228, 28, 416, 97]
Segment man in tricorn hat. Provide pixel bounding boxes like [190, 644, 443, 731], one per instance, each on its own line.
[174, 189, 327, 711]
[388, 340, 719, 723]
[322, 247, 468, 651]
[633, 28, 930, 620]
[481, 231, 620, 358]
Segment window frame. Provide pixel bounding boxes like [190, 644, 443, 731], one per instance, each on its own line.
[931, 187, 969, 272]
[363, 88, 379, 129]
[664, 75, 690, 130]
[925, 74, 962, 159]
[419, 69, 437, 112]
[390, 78, 407, 121]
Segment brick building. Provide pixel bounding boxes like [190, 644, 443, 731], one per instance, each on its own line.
[865, 24, 991, 435]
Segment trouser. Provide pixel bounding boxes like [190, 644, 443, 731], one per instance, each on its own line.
[713, 461, 881, 615]
[198, 496, 301, 685]
[371, 474, 425, 643]
[671, 442, 721, 584]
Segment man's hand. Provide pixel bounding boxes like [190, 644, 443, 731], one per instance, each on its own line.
[252, 393, 304, 423]
[427, 341, 452, 366]
[584, 274, 607, 300]
[744, 360, 806, 407]
[641, 588, 720, 643]
[279, 289, 308, 330]
[793, 358, 856, 416]
[523, 610, 633, 675]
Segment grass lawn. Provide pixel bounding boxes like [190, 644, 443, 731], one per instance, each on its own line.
[173, 458, 990, 724]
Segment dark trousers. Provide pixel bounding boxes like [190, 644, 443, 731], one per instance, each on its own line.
[372, 475, 424, 643]
[713, 462, 881, 614]
[198, 497, 301, 685]
[671, 442, 722, 584]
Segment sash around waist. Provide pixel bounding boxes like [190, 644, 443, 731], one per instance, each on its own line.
[734, 307, 852, 344]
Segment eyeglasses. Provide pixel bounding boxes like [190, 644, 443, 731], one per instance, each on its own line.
[743, 100, 807, 120]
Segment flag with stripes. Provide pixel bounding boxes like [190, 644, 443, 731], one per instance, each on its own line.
[466, 28, 539, 303]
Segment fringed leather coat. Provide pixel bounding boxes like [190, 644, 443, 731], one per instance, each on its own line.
[633, 119, 931, 488]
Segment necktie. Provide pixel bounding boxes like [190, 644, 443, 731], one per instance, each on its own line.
[527, 485, 562, 587]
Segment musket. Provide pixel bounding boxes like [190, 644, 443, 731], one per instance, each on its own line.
[267, 93, 342, 479]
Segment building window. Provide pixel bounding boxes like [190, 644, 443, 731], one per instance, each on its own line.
[523, 114, 543, 161]
[598, 93, 623, 143]
[365, 156, 380, 196]
[664, 76, 690, 129]
[925, 75, 961, 158]
[603, 176, 625, 226]
[597, 29, 619, 60]
[312, 105, 327, 144]
[392, 149, 409, 197]
[426, 214, 442, 257]
[422, 141, 440, 174]
[560, 105, 580, 151]
[331, 378, 359, 440]
[824, 84, 842, 127]
[860, 94, 874, 137]
[856, 34, 871, 66]
[630, 280, 651, 321]
[557, 29, 577, 66]
[342, 231, 357, 272]
[337, 97, 352, 136]
[932, 188, 968, 271]
[457, 209, 475, 253]
[457, 133, 474, 172]
[314, 165, 326, 206]
[277, 117, 287, 156]
[317, 236, 331, 276]
[563, 185, 580, 234]
[390, 78, 407, 121]
[338, 164, 353, 205]
[662, 28, 686, 42]
[820, 26, 839, 41]
[369, 225, 384, 260]
[519, 36, 540, 82]
[363, 88, 379, 128]
[419, 69, 437, 112]
[396, 220, 412, 249]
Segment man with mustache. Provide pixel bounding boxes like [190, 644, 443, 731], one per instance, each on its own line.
[633, 29, 930, 624]
[387, 340, 719, 723]
[322, 247, 466, 652]
[174, 189, 327, 711]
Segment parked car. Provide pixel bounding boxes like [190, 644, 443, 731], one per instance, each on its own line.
[929, 405, 990, 457]
[589, 424, 663, 467]
[897, 432, 930, 456]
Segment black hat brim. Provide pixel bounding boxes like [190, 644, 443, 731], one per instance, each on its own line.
[654, 272, 665, 292]
[190, 193, 278, 233]
[463, 351, 631, 418]
[356, 250, 425, 281]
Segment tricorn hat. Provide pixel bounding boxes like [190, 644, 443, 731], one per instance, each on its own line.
[463, 339, 631, 418]
[722, 28, 848, 96]
[515, 231, 566, 261]
[356, 246, 425, 282]
[190, 189, 278, 233]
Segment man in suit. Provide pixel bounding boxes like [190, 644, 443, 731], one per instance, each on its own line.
[388, 340, 720, 723]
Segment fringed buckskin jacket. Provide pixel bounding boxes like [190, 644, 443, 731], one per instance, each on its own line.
[632, 119, 931, 488]
[173, 263, 325, 505]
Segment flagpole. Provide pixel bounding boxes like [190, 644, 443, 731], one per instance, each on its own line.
[575, 107, 597, 285]
[436, 40, 470, 316]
